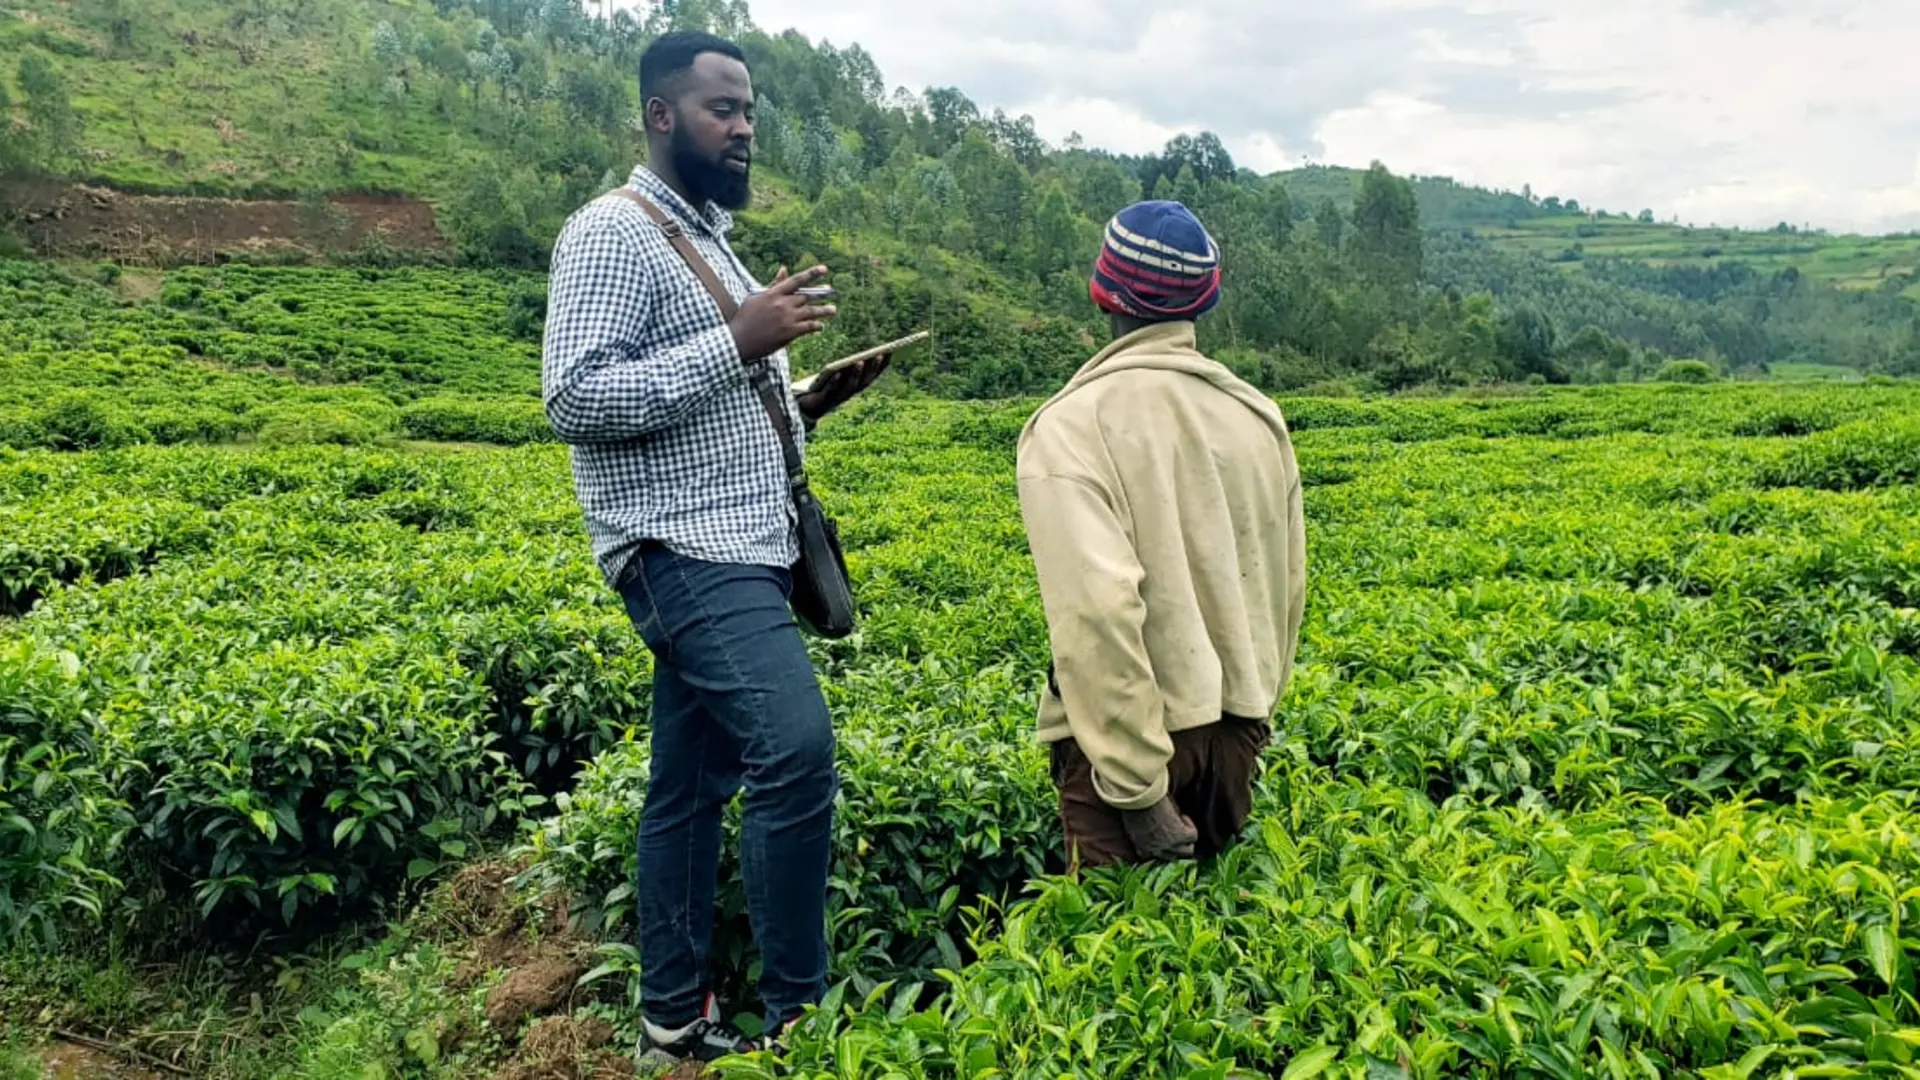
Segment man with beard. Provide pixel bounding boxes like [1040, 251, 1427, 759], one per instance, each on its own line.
[541, 30, 888, 1066]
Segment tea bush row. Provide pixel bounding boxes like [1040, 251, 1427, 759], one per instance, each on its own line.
[724, 777, 1920, 1079]
[0, 446, 638, 928]
[1, 259, 545, 399]
[513, 390, 1920, 1020]
[5, 385, 1920, 1073]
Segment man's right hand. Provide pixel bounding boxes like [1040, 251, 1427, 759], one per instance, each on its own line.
[729, 265, 837, 361]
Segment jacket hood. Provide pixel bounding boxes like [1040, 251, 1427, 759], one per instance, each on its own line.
[1023, 320, 1293, 446]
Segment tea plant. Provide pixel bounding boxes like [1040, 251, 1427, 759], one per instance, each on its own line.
[3, 276, 1919, 1077]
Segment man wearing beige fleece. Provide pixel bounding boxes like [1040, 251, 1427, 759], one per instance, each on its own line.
[1017, 199, 1307, 868]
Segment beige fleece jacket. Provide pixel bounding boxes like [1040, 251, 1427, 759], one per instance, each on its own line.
[1016, 319, 1307, 812]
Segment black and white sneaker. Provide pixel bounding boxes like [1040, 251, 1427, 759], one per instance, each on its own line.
[635, 993, 752, 1065]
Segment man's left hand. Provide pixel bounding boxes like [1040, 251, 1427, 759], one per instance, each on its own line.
[797, 354, 891, 423]
[1120, 796, 1199, 862]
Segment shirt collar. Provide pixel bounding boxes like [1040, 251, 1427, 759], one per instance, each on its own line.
[629, 165, 733, 238]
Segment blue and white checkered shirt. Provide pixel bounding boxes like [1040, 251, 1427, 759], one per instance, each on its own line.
[542, 165, 805, 588]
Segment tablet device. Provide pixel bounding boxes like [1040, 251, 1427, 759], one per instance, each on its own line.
[792, 330, 930, 392]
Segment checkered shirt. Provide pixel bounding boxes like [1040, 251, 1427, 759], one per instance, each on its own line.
[542, 165, 805, 588]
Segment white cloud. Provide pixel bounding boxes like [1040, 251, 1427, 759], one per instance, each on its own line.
[624, 0, 1920, 233]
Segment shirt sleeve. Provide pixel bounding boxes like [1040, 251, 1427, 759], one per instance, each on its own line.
[541, 209, 745, 444]
[1016, 460, 1173, 812]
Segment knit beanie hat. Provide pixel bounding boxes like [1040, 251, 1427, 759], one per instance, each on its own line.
[1089, 200, 1222, 321]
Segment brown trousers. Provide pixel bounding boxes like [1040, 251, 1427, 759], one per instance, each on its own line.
[1048, 714, 1270, 870]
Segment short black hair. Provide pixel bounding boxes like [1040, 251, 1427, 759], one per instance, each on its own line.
[639, 30, 747, 104]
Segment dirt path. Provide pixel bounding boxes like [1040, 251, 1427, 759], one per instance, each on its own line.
[34, 1039, 164, 1080]
[4, 177, 446, 264]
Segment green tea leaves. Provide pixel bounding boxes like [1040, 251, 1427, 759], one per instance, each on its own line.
[1864, 925, 1899, 988]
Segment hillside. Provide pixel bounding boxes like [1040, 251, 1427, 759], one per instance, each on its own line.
[0, 0, 621, 199]
[1470, 216, 1920, 302]
[1277, 165, 1920, 302]
[3, 0, 1918, 391]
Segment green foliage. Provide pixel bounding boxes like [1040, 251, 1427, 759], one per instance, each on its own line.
[0, 487, 213, 616]
[16, 49, 83, 170]
[128, 633, 524, 923]
[1756, 419, 1920, 491]
[0, 259, 560, 452]
[10, 0, 1912, 395]
[282, 935, 487, 1080]
[723, 787, 1920, 1079]
[5, 352, 1920, 1072]
[1468, 212, 1920, 298]
[253, 402, 396, 446]
[0, 0, 631, 201]
[0, 1048, 35, 1080]
[1349, 161, 1423, 291]
[35, 392, 139, 450]
[0, 78, 26, 174]
[0, 441, 663, 927]
[1656, 359, 1717, 384]
[400, 396, 555, 445]
[0, 1033, 40, 1080]
[504, 280, 548, 342]
[0, 640, 135, 948]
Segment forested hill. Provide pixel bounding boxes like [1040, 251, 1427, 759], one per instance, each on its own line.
[3, 0, 1918, 394]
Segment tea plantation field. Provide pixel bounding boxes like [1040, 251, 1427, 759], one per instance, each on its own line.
[4, 257, 1920, 1079]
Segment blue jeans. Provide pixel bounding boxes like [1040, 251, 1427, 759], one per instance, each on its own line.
[616, 542, 838, 1032]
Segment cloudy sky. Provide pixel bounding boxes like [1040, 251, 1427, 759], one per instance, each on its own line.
[660, 0, 1920, 234]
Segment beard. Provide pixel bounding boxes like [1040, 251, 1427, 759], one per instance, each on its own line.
[670, 121, 752, 211]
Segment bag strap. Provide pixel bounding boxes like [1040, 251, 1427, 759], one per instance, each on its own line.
[608, 186, 739, 319]
[605, 186, 809, 490]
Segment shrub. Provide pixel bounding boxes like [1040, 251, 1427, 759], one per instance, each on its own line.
[125, 634, 530, 924]
[450, 605, 650, 795]
[0, 410, 43, 450]
[398, 396, 554, 445]
[140, 406, 245, 445]
[942, 403, 1030, 453]
[749, 782, 1920, 1079]
[0, 494, 214, 616]
[0, 641, 136, 948]
[1279, 398, 1387, 431]
[504, 281, 548, 342]
[1730, 401, 1843, 437]
[252, 404, 395, 447]
[36, 394, 143, 451]
[1756, 419, 1920, 491]
[1655, 359, 1717, 384]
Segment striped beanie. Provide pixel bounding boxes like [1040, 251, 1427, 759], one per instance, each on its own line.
[1089, 199, 1222, 320]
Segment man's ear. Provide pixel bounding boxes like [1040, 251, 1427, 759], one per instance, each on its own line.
[644, 97, 674, 136]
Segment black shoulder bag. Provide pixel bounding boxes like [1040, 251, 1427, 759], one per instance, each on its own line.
[608, 188, 857, 639]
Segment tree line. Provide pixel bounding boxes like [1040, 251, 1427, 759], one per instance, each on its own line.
[4, 0, 1916, 393]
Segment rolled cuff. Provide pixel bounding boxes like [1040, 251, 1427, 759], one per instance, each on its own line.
[1089, 761, 1169, 812]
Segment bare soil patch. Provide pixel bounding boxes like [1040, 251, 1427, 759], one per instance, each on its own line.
[488, 1016, 639, 1080]
[3, 178, 446, 264]
[36, 1039, 163, 1080]
[447, 861, 582, 994]
[486, 957, 592, 1034]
